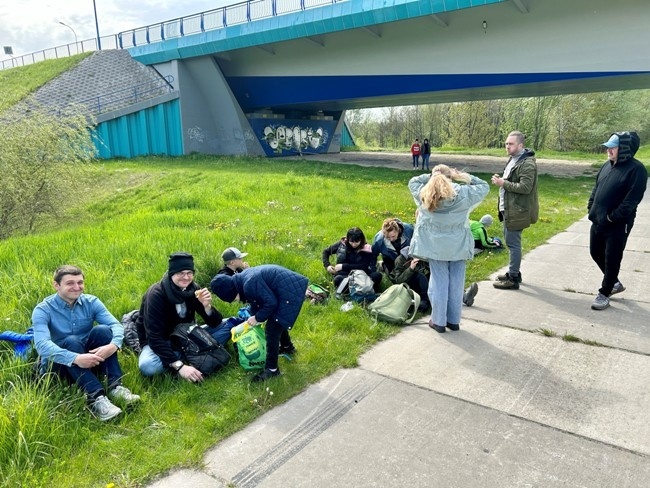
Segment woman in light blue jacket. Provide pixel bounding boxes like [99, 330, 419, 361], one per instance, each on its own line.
[408, 165, 489, 333]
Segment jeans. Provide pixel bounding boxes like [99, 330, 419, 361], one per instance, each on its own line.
[421, 153, 430, 170]
[138, 321, 236, 376]
[43, 325, 122, 399]
[412, 155, 420, 167]
[589, 222, 630, 296]
[264, 320, 294, 370]
[503, 227, 523, 276]
[427, 259, 466, 327]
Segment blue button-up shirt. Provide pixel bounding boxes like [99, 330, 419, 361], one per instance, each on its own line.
[32, 293, 123, 366]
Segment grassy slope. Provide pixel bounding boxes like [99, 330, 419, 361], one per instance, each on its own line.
[0, 53, 92, 112]
[0, 156, 595, 487]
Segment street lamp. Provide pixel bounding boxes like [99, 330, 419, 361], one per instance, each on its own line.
[93, 0, 102, 50]
[58, 21, 78, 52]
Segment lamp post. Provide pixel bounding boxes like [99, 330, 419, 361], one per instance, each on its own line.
[93, 0, 102, 50]
[58, 21, 78, 52]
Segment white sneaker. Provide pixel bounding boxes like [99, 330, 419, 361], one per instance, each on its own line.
[91, 395, 122, 421]
[108, 385, 141, 404]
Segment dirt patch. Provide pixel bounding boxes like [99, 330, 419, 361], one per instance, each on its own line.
[294, 151, 599, 178]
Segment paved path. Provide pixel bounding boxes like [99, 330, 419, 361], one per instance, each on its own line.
[148, 158, 649, 488]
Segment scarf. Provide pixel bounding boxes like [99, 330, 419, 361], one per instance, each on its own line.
[161, 272, 199, 305]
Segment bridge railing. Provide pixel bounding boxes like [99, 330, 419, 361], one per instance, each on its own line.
[1, 35, 120, 71]
[0, 0, 342, 71]
[118, 0, 342, 48]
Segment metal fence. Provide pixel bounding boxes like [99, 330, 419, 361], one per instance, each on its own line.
[1, 0, 342, 71]
[1, 34, 120, 71]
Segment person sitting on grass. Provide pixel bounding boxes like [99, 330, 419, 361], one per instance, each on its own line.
[470, 214, 503, 254]
[210, 264, 308, 383]
[322, 227, 382, 292]
[32, 265, 140, 421]
[371, 217, 414, 274]
[217, 247, 250, 276]
[136, 252, 230, 383]
[390, 247, 480, 310]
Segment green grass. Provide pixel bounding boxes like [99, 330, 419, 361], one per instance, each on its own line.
[0, 156, 594, 487]
[0, 53, 92, 112]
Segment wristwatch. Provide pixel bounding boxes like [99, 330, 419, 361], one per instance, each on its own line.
[170, 360, 184, 371]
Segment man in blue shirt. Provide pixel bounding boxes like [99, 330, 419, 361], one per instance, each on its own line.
[32, 265, 140, 421]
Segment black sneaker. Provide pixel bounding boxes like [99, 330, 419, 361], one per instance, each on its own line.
[428, 319, 446, 333]
[497, 272, 522, 283]
[493, 278, 519, 290]
[279, 345, 296, 355]
[251, 368, 281, 383]
[446, 323, 460, 331]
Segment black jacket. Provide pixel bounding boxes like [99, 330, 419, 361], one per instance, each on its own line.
[322, 238, 375, 277]
[588, 131, 647, 229]
[136, 280, 222, 366]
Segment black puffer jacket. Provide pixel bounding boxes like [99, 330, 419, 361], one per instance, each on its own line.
[588, 131, 648, 229]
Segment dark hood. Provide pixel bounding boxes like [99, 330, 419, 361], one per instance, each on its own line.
[211, 274, 238, 302]
[612, 131, 640, 163]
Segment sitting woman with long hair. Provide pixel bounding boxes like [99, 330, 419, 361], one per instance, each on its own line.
[322, 227, 383, 291]
[408, 165, 489, 333]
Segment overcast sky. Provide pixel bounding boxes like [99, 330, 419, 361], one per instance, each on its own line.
[1, 0, 230, 57]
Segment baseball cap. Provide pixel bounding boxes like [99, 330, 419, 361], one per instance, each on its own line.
[602, 134, 619, 148]
[222, 247, 248, 262]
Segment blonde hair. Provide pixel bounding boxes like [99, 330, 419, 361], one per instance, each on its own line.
[381, 218, 400, 236]
[419, 164, 471, 211]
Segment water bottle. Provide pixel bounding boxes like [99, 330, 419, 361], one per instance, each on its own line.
[340, 301, 354, 312]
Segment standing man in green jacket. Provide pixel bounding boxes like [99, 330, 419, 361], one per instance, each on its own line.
[490, 131, 539, 290]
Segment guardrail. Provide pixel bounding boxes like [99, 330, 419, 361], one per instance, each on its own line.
[1, 0, 342, 71]
[1, 35, 120, 71]
[118, 0, 341, 48]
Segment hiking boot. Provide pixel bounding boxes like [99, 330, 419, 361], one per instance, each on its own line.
[446, 323, 460, 331]
[610, 282, 626, 296]
[108, 385, 141, 405]
[591, 293, 610, 310]
[463, 282, 479, 307]
[493, 277, 519, 290]
[279, 345, 296, 355]
[497, 272, 522, 283]
[428, 320, 446, 333]
[91, 395, 122, 421]
[251, 368, 281, 383]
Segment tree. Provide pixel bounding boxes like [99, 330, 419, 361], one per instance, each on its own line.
[0, 106, 95, 239]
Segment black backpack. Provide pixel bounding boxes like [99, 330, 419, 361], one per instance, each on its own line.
[169, 323, 231, 376]
[120, 310, 142, 354]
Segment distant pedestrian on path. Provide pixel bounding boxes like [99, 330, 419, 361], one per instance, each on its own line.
[421, 138, 431, 171]
[408, 165, 489, 333]
[491, 131, 538, 290]
[588, 132, 647, 310]
[410, 138, 421, 169]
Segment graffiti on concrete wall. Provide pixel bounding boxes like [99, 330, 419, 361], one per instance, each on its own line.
[249, 119, 337, 156]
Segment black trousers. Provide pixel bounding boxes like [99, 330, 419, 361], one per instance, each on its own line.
[589, 222, 631, 296]
[265, 320, 293, 370]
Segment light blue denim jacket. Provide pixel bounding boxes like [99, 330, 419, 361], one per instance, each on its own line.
[408, 174, 489, 261]
[32, 293, 123, 366]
